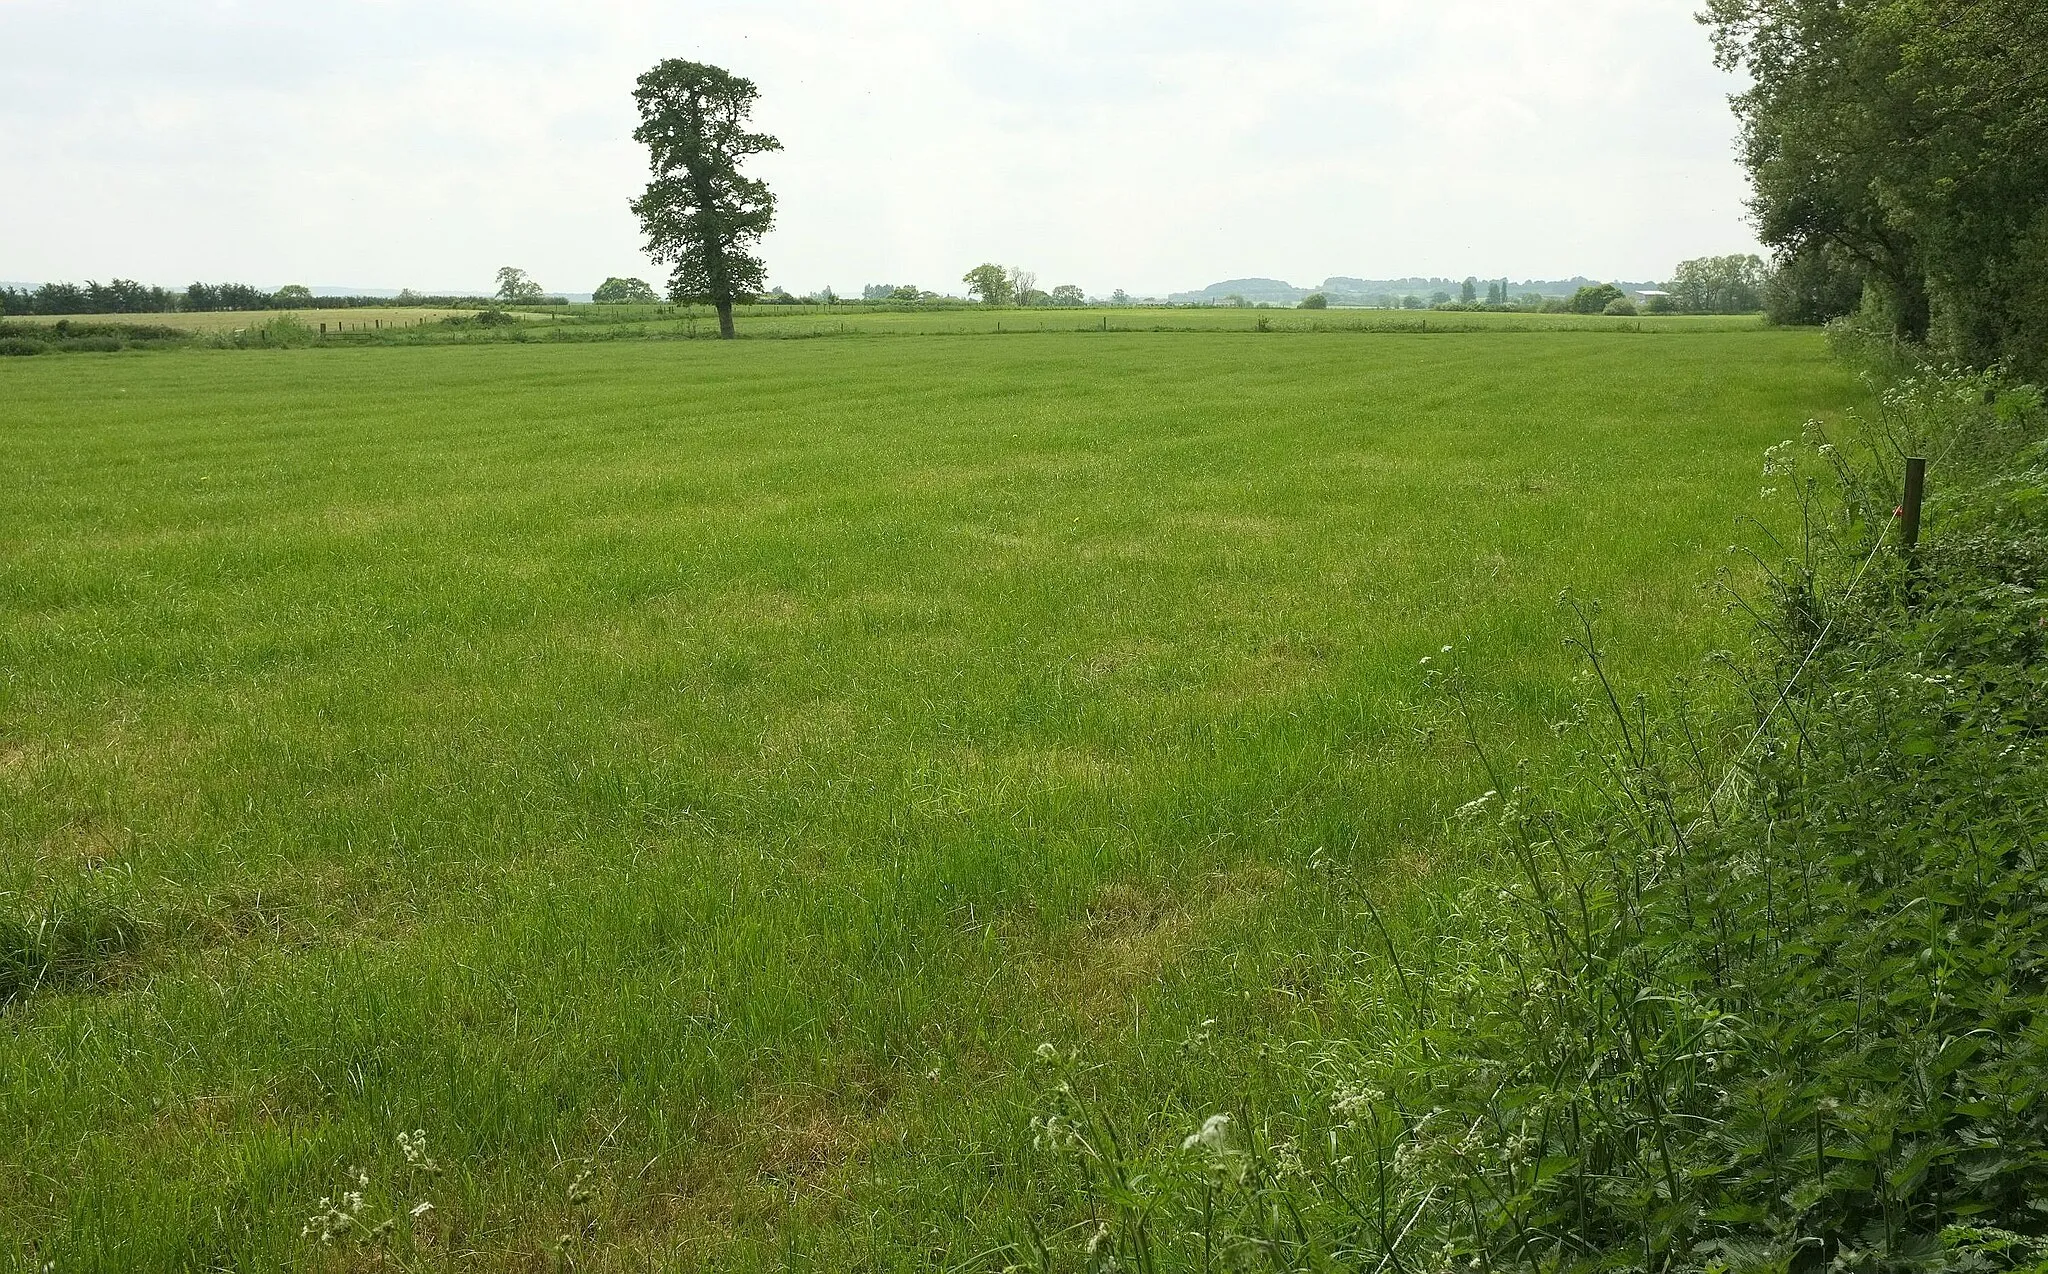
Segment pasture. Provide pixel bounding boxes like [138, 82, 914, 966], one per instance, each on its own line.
[0, 328, 1863, 1268]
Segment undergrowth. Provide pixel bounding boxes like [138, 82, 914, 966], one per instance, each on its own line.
[1021, 357, 2048, 1271]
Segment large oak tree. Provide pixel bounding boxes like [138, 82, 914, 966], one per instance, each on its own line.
[629, 59, 781, 339]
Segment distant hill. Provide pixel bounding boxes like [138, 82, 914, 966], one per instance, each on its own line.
[1167, 277, 1308, 304]
[1168, 274, 1666, 305]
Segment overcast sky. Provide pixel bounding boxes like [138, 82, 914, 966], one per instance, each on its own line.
[0, 1, 1760, 297]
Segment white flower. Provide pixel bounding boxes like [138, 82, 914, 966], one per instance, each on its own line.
[1181, 1113, 1233, 1151]
[1453, 790, 1498, 821]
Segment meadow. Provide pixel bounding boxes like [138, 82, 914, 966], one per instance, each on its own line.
[0, 327, 1866, 1268]
[7, 303, 1769, 347]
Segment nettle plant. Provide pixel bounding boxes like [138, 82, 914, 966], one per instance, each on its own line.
[1016, 363, 2048, 1272]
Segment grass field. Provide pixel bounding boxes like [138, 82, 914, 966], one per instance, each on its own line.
[0, 328, 1865, 1269]
[7, 304, 1767, 344]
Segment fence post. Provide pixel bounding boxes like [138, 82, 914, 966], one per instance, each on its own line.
[1900, 456, 1927, 553]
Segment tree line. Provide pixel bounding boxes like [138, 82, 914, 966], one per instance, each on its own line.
[1706, 0, 2047, 372]
[0, 281, 534, 317]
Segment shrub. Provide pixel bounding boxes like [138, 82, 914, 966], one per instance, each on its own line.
[1297, 292, 1329, 309]
[1603, 296, 1638, 316]
[0, 337, 46, 356]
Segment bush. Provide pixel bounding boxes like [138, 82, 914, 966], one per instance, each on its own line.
[1602, 296, 1638, 316]
[0, 337, 46, 356]
[1297, 293, 1328, 310]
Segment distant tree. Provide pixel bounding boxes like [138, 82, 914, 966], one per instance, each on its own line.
[1109, 288, 1132, 306]
[1401, 295, 1424, 310]
[1222, 293, 1249, 308]
[1018, 288, 1050, 307]
[1567, 283, 1626, 314]
[1603, 297, 1639, 316]
[495, 267, 544, 304]
[34, 282, 88, 314]
[1643, 293, 1675, 314]
[889, 284, 922, 302]
[184, 283, 218, 312]
[815, 285, 837, 305]
[396, 288, 423, 304]
[861, 284, 894, 301]
[629, 58, 782, 339]
[961, 263, 1012, 305]
[1298, 292, 1329, 309]
[594, 276, 659, 303]
[1049, 284, 1085, 306]
[1429, 290, 1453, 307]
[1667, 255, 1768, 314]
[1005, 267, 1038, 304]
[1460, 277, 1478, 304]
[1517, 292, 1545, 309]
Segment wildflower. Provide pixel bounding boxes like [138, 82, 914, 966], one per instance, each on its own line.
[1330, 1083, 1384, 1123]
[1086, 1223, 1113, 1257]
[1452, 790, 1497, 821]
[398, 1128, 441, 1174]
[1181, 1113, 1233, 1151]
[1035, 1042, 1060, 1063]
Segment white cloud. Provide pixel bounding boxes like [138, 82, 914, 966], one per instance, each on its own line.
[0, 0, 1759, 296]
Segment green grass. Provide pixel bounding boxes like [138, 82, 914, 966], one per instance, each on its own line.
[0, 329, 1863, 1269]
[465, 303, 1769, 342]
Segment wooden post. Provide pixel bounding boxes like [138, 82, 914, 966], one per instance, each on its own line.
[1900, 456, 1927, 551]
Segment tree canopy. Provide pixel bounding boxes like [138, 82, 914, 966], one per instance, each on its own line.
[629, 59, 781, 339]
[593, 277, 659, 304]
[961, 263, 1012, 305]
[494, 268, 544, 305]
[1705, 0, 2048, 370]
[1666, 255, 1766, 314]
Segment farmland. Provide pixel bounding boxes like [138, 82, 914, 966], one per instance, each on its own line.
[6, 303, 1770, 346]
[1, 328, 1865, 1268]
[7, 306, 485, 334]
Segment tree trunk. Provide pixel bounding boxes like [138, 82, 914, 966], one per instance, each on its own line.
[716, 299, 735, 339]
